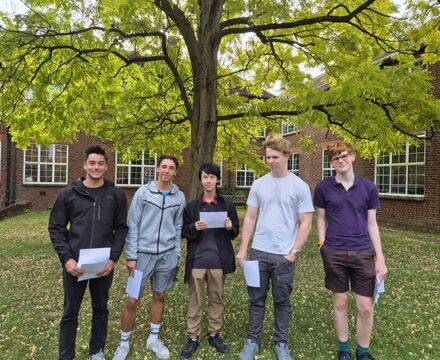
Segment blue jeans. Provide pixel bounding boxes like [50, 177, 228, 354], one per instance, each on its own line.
[247, 249, 295, 344]
[59, 269, 113, 360]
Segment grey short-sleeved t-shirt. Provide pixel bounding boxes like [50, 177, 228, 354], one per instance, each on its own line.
[247, 173, 314, 255]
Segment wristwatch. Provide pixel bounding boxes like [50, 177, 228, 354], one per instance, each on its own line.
[291, 249, 301, 257]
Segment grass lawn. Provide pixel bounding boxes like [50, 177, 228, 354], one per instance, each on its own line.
[0, 210, 439, 359]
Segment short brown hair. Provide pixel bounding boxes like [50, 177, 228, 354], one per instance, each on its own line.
[158, 155, 179, 168]
[262, 134, 292, 154]
[327, 142, 355, 160]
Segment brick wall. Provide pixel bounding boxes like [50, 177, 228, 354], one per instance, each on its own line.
[2, 62, 440, 232]
[430, 62, 440, 97]
[12, 132, 111, 209]
[3, 127, 440, 232]
[376, 135, 440, 232]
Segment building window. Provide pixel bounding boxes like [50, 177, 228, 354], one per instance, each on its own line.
[116, 151, 156, 186]
[258, 128, 266, 139]
[24, 144, 68, 184]
[281, 120, 298, 135]
[236, 164, 255, 188]
[375, 141, 425, 196]
[288, 153, 299, 176]
[322, 149, 336, 179]
[236, 156, 264, 188]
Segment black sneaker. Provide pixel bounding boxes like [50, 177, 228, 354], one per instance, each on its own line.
[180, 338, 198, 359]
[356, 350, 375, 360]
[208, 334, 229, 353]
[338, 351, 352, 360]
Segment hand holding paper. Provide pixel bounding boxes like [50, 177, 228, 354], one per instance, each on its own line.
[64, 259, 84, 277]
[199, 211, 227, 229]
[77, 247, 111, 282]
[243, 260, 260, 287]
[96, 259, 115, 277]
[374, 272, 385, 305]
[126, 270, 143, 300]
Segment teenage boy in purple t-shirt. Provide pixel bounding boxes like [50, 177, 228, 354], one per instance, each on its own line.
[314, 142, 387, 360]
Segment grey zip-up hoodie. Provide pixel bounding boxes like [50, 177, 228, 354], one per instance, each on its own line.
[125, 181, 186, 260]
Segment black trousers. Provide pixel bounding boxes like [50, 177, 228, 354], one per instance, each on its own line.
[59, 269, 113, 360]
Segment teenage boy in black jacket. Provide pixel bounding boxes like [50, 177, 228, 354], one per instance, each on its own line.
[49, 145, 128, 360]
[180, 163, 239, 359]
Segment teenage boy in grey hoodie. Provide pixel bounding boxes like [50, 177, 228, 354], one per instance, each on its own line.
[113, 155, 186, 360]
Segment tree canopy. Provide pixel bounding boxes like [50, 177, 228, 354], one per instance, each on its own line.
[1, 0, 439, 198]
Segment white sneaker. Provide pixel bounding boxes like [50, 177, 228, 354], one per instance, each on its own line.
[112, 345, 129, 360]
[146, 338, 170, 359]
[90, 351, 105, 360]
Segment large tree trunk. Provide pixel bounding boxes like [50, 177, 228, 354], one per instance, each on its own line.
[187, 93, 217, 201]
[186, 0, 222, 201]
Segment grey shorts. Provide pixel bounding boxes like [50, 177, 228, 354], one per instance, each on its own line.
[136, 250, 179, 296]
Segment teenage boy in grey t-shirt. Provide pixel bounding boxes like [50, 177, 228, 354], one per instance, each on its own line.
[236, 134, 314, 360]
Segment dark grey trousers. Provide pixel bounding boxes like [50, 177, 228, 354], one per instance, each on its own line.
[246, 249, 296, 344]
[59, 269, 113, 360]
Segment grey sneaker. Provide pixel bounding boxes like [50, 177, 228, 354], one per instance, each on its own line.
[275, 343, 292, 360]
[112, 345, 129, 360]
[239, 339, 259, 360]
[146, 338, 170, 359]
[90, 351, 105, 360]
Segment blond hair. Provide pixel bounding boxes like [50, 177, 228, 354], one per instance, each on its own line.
[262, 134, 292, 154]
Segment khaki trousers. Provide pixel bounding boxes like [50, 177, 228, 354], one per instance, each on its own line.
[186, 268, 225, 338]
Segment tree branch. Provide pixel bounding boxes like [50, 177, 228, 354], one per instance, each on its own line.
[220, 0, 378, 37]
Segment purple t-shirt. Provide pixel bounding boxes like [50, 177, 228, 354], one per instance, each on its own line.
[313, 176, 380, 250]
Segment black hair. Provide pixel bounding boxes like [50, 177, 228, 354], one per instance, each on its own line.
[198, 163, 221, 181]
[84, 145, 108, 162]
[158, 155, 179, 168]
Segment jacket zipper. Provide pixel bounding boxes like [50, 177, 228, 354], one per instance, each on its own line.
[73, 181, 103, 249]
[90, 201, 96, 248]
[156, 194, 166, 255]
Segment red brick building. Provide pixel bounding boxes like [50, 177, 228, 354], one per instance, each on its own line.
[1, 63, 439, 232]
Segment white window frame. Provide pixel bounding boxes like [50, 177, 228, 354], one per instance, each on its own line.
[235, 156, 265, 188]
[115, 151, 157, 187]
[216, 159, 223, 188]
[258, 128, 267, 139]
[374, 141, 425, 197]
[322, 149, 336, 179]
[288, 153, 299, 176]
[236, 163, 255, 188]
[281, 120, 299, 135]
[23, 144, 69, 185]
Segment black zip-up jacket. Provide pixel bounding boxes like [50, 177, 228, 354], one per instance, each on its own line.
[48, 178, 128, 266]
[182, 194, 239, 283]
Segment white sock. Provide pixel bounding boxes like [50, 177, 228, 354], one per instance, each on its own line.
[120, 331, 131, 347]
[148, 323, 161, 343]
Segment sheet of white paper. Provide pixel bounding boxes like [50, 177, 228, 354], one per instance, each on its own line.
[199, 211, 227, 229]
[243, 260, 260, 287]
[77, 247, 111, 282]
[374, 273, 385, 305]
[126, 270, 143, 300]
[79, 261, 108, 280]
